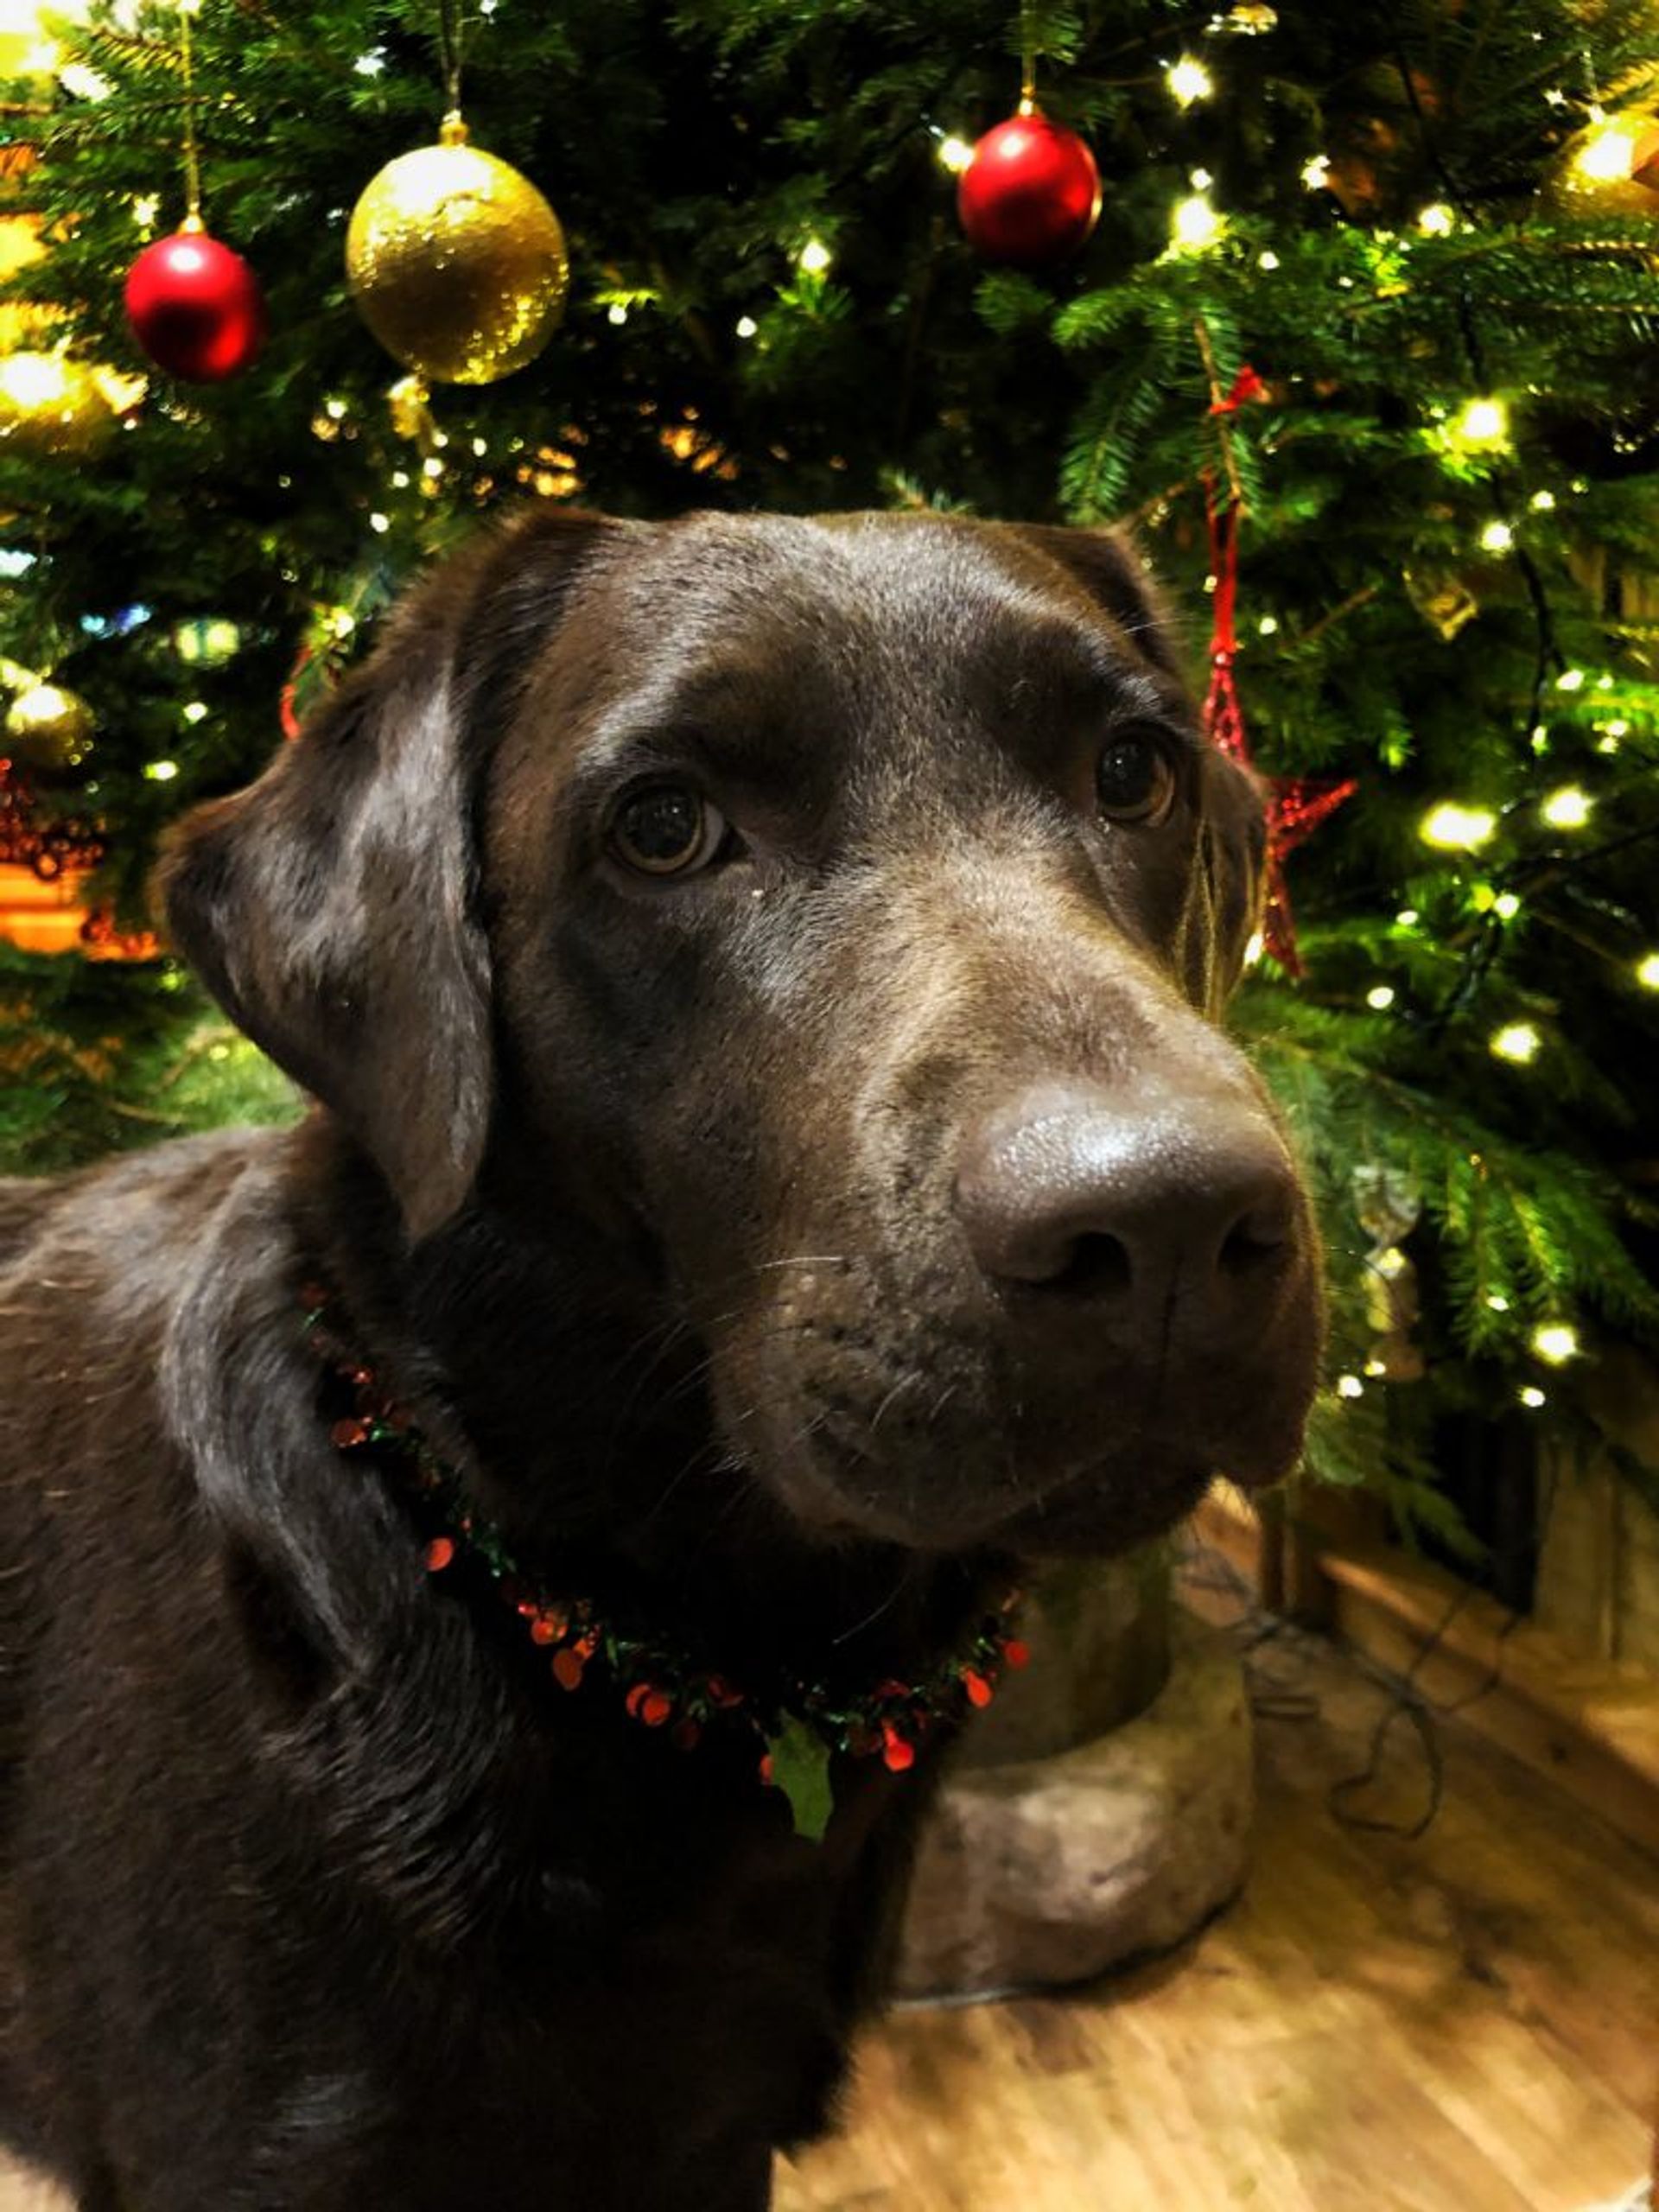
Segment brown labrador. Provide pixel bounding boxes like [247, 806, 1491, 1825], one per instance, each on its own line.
[0, 510, 1320, 2211]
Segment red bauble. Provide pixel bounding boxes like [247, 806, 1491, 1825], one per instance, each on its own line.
[124, 224, 265, 383]
[957, 107, 1102, 268]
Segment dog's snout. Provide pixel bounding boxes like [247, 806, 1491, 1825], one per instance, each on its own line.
[954, 1082, 1299, 1314]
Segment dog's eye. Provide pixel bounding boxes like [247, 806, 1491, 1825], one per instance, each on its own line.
[609, 784, 729, 877]
[1096, 730, 1177, 824]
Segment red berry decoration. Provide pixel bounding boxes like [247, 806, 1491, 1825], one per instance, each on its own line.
[124, 223, 266, 383]
[957, 107, 1102, 268]
[880, 1723, 917, 1773]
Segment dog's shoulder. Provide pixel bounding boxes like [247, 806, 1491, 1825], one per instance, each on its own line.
[0, 1125, 287, 1304]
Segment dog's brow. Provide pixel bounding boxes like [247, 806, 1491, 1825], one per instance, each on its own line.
[1049, 652, 1205, 760]
[1009, 618, 1192, 725]
[569, 708, 820, 810]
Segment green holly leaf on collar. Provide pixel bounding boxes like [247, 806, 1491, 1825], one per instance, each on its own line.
[767, 1715, 834, 1841]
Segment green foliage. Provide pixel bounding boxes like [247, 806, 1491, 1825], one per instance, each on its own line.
[0, 946, 298, 1176]
[3, 0, 1658, 1534]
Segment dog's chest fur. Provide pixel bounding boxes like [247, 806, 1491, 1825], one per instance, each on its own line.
[0, 1132, 942, 2210]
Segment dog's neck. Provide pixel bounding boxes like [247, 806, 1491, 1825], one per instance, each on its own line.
[289, 1119, 997, 1690]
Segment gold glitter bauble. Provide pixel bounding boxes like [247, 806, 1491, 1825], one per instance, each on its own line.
[1544, 108, 1659, 222]
[5, 681, 95, 774]
[345, 117, 568, 385]
[0, 350, 114, 459]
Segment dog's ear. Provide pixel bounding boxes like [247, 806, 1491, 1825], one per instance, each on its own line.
[157, 510, 623, 1239]
[1004, 523, 1186, 678]
[1198, 747, 1269, 1010]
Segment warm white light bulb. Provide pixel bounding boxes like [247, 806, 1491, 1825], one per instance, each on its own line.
[1454, 397, 1509, 449]
[1491, 1021, 1541, 1065]
[1531, 1322, 1580, 1365]
[1421, 802, 1496, 851]
[1541, 785, 1592, 830]
[1172, 193, 1222, 250]
[1576, 118, 1637, 183]
[1166, 55, 1214, 105]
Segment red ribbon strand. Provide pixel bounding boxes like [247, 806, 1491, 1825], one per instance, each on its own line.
[1201, 482, 1356, 978]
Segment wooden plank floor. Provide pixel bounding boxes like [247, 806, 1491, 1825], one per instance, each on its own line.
[2, 1575, 1653, 2210]
[777, 1581, 1656, 2212]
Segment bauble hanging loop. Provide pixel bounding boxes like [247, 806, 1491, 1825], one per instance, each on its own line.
[345, 112, 569, 385]
[957, 106, 1102, 268]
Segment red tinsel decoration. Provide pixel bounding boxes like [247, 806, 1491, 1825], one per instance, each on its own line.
[279, 642, 312, 741]
[1202, 487, 1357, 977]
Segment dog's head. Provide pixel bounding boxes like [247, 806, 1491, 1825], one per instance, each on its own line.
[162, 510, 1320, 1558]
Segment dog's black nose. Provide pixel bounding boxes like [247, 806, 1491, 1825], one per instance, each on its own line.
[955, 1081, 1298, 1312]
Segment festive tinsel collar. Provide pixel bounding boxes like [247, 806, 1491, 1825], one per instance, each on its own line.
[302, 1284, 1027, 1840]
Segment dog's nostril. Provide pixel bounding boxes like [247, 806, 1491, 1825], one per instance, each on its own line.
[1046, 1231, 1133, 1300]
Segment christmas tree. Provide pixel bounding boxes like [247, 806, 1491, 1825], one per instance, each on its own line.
[3, 0, 1657, 1546]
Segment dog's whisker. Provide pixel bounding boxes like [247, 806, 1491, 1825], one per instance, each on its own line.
[867, 1374, 917, 1438]
[926, 1382, 959, 1429]
[600, 1324, 702, 1440]
[600, 1310, 701, 1393]
[829, 1559, 919, 1647]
